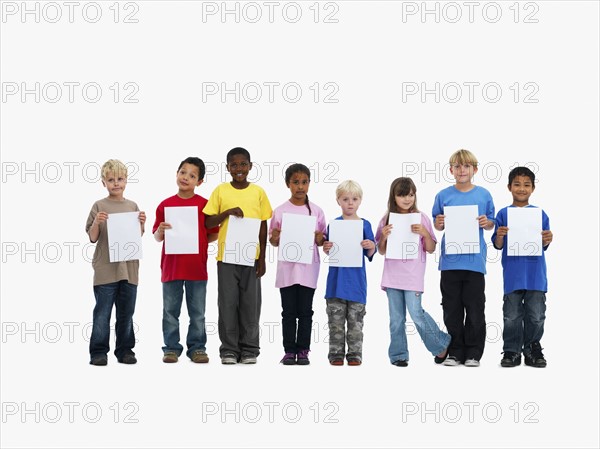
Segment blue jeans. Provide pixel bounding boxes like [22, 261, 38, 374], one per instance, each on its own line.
[162, 280, 208, 358]
[502, 290, 546, 354]
[90, 281, 137, 360]
[386, 288, 450, 362]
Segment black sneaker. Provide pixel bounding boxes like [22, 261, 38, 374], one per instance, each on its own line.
[524, 342, 547, 368]
[392, 359, 408, 367]
[90, 356, 107, 366]
[500, 351, 521, 367]
[118, 353, 137, 364]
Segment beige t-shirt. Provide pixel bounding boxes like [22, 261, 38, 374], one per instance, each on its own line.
[85, 197, 141, 286]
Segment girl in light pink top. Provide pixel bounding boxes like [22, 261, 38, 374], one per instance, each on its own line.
[269, 164, 326, 366]
[376, 177, 450, 367]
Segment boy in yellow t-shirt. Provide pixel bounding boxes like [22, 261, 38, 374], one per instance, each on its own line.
[203, 147, 272, 365]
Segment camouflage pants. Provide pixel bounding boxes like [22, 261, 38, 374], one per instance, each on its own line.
[326, 298, 366, 361]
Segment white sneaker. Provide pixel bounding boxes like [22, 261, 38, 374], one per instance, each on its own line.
[443, 356, 461, 366]
[464, 359, 480, 367]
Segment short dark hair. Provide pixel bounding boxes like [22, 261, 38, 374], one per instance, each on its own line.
[178, 157, 205, 179]
[227, 147, 251, 163]
[508, 166, 535, 187]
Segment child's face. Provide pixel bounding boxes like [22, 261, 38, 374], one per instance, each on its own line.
[508, 175, 534, 205]
[337, 192, 362, 217]
[226, 154, 252, 184]
[287, 171, 310, 203]
[102, 171, 127, 198]
[395, 192, 415, 212]
[450, 162, 477, 184]
[177, 163, 203, 194]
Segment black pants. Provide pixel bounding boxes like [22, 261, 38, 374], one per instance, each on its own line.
[280, 284, 315, 353]
[440, 270, 486, 362]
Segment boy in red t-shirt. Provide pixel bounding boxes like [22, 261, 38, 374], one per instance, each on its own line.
[152, 157, 218, 363]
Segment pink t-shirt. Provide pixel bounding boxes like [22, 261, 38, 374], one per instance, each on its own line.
[269, 200, 327, 289]
[375, 212, 437, 293]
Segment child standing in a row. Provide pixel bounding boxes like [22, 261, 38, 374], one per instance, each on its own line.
[323, 180, 376, 366]
[376, 177, 450, 366]
[269, 164, 326, 365]
[433, 149, 495, 367]
[203, 147, 272, 365]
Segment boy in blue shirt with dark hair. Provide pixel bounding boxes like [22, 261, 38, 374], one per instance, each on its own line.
[492, 166, 553, 368]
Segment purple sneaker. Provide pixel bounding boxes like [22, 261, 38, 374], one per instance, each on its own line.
[296, 349, 310, 365]
[280, 352, 296, 365]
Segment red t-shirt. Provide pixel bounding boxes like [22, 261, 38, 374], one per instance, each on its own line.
[152, 194, 219, 282]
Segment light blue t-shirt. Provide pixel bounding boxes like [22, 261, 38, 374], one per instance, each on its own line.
[432, 185, 495, 274]
[492, 205, 550, 294]
[324, 217, 375, 304]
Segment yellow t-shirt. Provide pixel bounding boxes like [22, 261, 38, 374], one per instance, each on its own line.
[203, 183, 272, 261]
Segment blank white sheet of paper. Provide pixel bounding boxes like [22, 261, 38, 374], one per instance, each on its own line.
[386, 212, 421, 260]
[107, 211, 143, 262]
[164, 206, 199, 255]
[224, 216, 261, 267]
[444, 205, 480, 255]
[326, 219, 363, 267]
[278, 213, 317, 264]
[507, 207, 542, 256]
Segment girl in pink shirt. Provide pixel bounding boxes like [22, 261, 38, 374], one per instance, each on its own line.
[376, 177, 450, 367]
[269, 164, 326, 365]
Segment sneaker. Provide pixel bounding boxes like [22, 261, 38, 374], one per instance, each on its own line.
[443, 356, 462, 366]
[329, 358, 344, 366]
[221, 353, 238, 365]
[464, 359, 480, 367]
[90, 356, 107, 366]
[241, 354, 257, 364]
[347, 356, 362, 366]
[392, 359, 408, 367]
[524, 342, 547, 368]
[500, 351, 521, 367]
[280, 352, 296, 365]
[162, 352, 179, 363]
[434, 348, 449, 364]
[296, 349, 310, 366]
[118, 353, 137, 364]
[191, 350, 209, 364]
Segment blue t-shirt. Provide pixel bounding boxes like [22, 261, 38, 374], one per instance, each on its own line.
[492, 205, 550, 294]
[324, 217, 375, 304]
[432, 185, 495, 274]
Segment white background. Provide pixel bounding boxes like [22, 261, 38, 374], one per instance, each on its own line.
[1, 1, 598, 447]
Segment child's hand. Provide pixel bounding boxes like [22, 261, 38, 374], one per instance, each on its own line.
[496, 226, 509, 237]
[381, 224, 393, 238]
[361, 239, 375, 251]
[93, 212, 108, 226]
[314, 231, 325, 246]
[227, 207, 244, 218]
[478, 215, 492, 229]
[158, 222, 172, 234]
[255, 258, 266, 277]
[270, 228, 281, 246]
[435, 214, 445, 230]
[138, 211, 146, 225]
[323, 241, 333, 255]
[411, 223, 429, 237]
[542, 230, 553, 246]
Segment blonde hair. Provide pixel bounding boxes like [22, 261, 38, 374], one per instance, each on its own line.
[101, 159, 128, 179]
[336, 180, 363, 199]
[449, 149, 478, 167]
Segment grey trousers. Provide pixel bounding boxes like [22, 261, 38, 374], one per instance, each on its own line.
[326, 297, 366, 361]
[217, 262, 262, 358]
